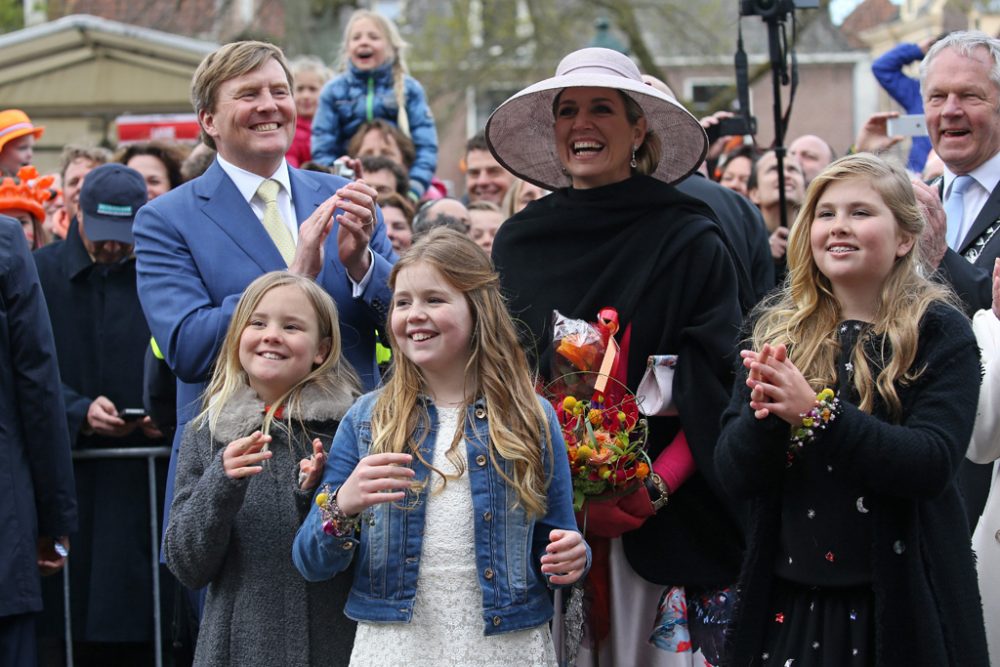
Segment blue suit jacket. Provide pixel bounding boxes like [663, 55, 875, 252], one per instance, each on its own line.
[134, 160, 395, 537]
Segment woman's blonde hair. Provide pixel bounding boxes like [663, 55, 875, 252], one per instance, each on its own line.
[751, 153, 957, 419]
[198, 272, 360, 442]
[371, 227, 552, 516]
[338, 10, 412, 137]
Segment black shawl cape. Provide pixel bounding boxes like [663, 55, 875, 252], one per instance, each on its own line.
[492, 175, 744, 586]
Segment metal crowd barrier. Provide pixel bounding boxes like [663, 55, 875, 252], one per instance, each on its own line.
[62, 446, 172, 667]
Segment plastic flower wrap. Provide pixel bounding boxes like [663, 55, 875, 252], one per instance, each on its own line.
[545, 308, 650, 510]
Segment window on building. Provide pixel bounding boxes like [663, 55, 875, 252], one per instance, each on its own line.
[684, 78, 745, 115]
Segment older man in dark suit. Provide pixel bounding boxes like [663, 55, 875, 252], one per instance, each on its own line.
[913, 31, 1000, 531]
[917, 31, 1000, 312]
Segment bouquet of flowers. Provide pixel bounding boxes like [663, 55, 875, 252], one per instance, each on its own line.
[554, 390, 650, 511]
[546, 309, 651, 511]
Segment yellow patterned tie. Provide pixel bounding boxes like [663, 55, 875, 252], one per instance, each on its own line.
[256, 179, 296, 266]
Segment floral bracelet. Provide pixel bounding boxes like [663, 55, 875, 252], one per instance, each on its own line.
[787, 388, 840, 463]
[315, 483, 360, 538]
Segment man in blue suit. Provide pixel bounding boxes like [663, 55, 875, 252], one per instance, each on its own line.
[133, 41, 394, 567]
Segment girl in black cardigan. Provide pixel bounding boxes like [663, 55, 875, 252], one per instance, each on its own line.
[717, 154, 989, 666]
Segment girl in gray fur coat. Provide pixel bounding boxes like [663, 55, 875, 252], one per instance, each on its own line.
[164, 272, 360, 666]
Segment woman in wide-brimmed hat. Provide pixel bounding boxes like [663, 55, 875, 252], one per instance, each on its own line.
[489, 48, 744, 666]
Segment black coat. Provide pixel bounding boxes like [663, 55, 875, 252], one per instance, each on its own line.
[676, 173, 775, 306]
[33, 220, 168, 642]
[0, 216, 77, 618]
[493, 175, 745, 586]
[717, 304, 990, 666]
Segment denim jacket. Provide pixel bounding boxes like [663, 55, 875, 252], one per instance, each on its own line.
[292, 391, 589, 636]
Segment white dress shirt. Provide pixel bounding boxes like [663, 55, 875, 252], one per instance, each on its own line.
[216, 155, 298, 242]
[214, 155, 374, 294]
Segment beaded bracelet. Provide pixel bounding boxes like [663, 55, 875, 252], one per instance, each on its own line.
[787, 388, 840, 463]
[315, 483, 360, 537]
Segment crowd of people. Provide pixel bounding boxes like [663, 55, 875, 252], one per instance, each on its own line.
[3, 9, 1000, 667]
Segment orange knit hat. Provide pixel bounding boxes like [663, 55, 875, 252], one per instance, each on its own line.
[0, 109, 44, 152]
[0, 166, 54, 221]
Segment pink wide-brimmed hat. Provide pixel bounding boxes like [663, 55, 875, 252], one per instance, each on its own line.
[485, 48, 707, 190]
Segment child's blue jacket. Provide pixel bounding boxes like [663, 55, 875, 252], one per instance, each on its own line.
[292, 391, 590, 636]
[311, 61, 438, 198]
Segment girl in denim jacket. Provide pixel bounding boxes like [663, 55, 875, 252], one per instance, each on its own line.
[311, 9, 438, 200]
[293, 228, 588, 666]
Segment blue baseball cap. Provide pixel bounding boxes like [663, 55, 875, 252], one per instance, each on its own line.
[79, 163, 147, 244]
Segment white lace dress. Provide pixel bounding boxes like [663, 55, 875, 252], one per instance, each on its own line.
[350, 407, 557, 666]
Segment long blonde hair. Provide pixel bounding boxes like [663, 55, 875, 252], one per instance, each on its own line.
[198, 272, 360, 442]
[751, 153, 957, 419]
[372, 228, 552, 516]
[338, 9, 412, 137]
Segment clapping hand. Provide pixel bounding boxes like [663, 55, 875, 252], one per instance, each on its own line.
[335, 453, 416, 516]
[298, 438, 327, 490]
[744, 343, 815, 424]
[336, 180, 380, 283]
[222, 431, 272, 479]
[911, 178, 948, 270]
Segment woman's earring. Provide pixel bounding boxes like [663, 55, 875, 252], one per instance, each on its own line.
[630, 146, 638, 169]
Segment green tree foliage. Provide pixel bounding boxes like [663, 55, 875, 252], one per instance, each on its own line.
[0, 0, 25, 34]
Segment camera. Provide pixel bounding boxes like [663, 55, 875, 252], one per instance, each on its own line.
[705, 116, 755, 144]
[332, 158, 356, 180]
[739, 0, 818, 20]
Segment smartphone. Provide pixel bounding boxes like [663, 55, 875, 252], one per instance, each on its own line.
[118, 408, 148, 421]
[887, 114, 928, 137]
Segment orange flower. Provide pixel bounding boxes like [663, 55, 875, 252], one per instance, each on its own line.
[589, 447, 613, 465]
[588, 408, 603, 426]
[635, 462, 650, 479]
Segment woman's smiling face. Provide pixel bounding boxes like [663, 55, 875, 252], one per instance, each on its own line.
[553, 87, 646, 190]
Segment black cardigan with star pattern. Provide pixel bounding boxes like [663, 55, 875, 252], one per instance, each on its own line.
[717, 302, 989, 666]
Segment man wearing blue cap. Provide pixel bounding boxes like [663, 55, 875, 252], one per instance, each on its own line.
[33, 163, 169, 663]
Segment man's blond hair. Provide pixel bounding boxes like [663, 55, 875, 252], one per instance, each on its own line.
[190, 41, 293, 150]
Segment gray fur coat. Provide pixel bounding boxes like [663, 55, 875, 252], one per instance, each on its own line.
[164, 383, 356, 666]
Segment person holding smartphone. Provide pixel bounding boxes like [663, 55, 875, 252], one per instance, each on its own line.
[871, 34, 940, 173]
[32, 164, 170, 664]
